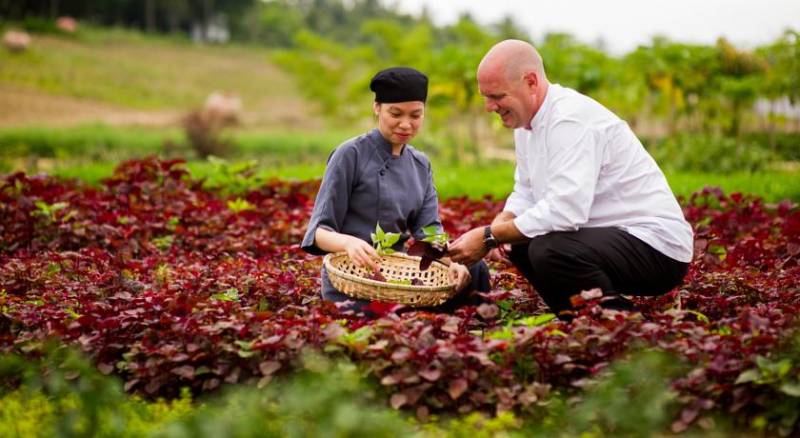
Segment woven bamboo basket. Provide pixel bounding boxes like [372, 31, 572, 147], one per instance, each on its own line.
[323, 252, 456, 307]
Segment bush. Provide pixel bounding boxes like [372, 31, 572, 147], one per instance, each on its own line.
[0, 345, 194, 438]
[155, 354, 412, 438]
[645, 133, 779, 173]
[19, 17, 60, 34]
[182, 93, 241, 159]
[0, 348, 410, 438]
[743, 132, 800, 161]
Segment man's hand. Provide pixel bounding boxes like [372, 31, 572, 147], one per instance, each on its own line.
[448, 263, 471, 291]
[448, 227, 489, 266]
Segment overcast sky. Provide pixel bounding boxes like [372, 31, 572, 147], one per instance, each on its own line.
[387, 0, 800, 55]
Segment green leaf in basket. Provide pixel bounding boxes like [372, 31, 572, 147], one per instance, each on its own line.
[385, 232, 400, 247]
[422, 225, 439, 236]
[420, 225, 449, 246]
[371, 222, 401, 255]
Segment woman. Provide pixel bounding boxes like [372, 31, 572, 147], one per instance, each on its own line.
[301, 66, 490, 308]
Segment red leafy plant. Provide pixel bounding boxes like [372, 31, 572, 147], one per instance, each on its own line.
[407, 225, 449, 271]
[2, 159, 800, 435]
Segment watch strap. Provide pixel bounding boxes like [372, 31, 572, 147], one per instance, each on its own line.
[483, 225, 498, 249]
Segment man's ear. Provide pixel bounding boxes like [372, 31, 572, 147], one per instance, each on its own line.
[523, 71, 538, 90]
[373, 102, 380, 116]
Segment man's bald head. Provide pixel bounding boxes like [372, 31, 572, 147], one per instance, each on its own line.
[476, 40, 550, 130]
[478, 39, 546, 84]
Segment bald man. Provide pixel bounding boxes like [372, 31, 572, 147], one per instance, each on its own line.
[448, 40, 693, 316]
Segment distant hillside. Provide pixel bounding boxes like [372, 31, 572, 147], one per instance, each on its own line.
[0, 27, 320, 129]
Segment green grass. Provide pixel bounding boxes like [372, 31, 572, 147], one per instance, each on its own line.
[235, 129, 358, 159]
[0, 124, 180, 159]
[2, 124, 796, 201]
[431, 161, 516, 199]
[435, 166, 800, 202]
[0, 25, 298, 111]
[667, 171, 800, 202]
[36, 159, 800, 202]
[0, 124, 359, 173]
[433, 162, 800, 202]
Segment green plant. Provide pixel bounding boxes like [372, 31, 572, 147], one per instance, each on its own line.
[210, 288, 240, 303]
[370, 223, 400, 255]
[153, 353, 412, 438]
[522, 350, 686, 437]
[421, 411, 523, 437]
[202, 157, 265, 196]
[646, 133, 779, 173]
[735, 350, 800, 436]
[420, 225, 449, 246]
[226, 198, 255, 213]
[33, 200, 70, 223]
[0, 344, 193, 438]
[151, 235, 175, 251]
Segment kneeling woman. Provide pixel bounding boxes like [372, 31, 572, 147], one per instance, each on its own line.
[301, 67, 489, 308]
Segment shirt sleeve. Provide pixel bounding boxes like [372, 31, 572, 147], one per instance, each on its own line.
[409, 160, 443, 240]
[300, 147, 357, 255]
[503, 146, 535, 217]
[513, 119, 603, 238]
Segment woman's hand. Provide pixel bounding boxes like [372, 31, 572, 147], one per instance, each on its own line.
[448, 263, 472, 291]
[486, 246, 510, 263]
[343, 236, 381, 272]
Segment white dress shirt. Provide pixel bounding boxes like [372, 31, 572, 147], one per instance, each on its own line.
[504, 84, 694, 263]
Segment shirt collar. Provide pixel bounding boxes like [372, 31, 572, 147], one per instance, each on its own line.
[368, 128, 405, 158]
[527, 83, 557, 131]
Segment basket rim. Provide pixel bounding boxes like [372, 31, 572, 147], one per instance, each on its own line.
[323, 251, 454, 292]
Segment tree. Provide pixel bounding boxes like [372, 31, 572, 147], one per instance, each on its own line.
[716, 38, 768, 136]
[757, 30, 800, 137]
[625, 37, 720, 135]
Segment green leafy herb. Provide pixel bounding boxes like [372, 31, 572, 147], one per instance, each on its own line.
[370, 223, 400, 255]
[421, 225, 449, 246]
[227, 198, 255, 213]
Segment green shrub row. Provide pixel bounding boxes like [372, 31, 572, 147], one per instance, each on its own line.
[645, 134, 773, 173]
[0, 125, 350, 164]
[1, 346, 748, 437]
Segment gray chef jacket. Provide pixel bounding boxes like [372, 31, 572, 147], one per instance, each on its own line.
[301, 128, 442, 301]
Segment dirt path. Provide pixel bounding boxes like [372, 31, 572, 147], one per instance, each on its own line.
[0, 84, 322, 129]
[0, 84, 180, 127]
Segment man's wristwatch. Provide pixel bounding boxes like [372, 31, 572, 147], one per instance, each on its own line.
[483, 225, 499, 250]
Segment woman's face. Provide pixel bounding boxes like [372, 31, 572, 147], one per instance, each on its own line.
[374, 101, 425, 148]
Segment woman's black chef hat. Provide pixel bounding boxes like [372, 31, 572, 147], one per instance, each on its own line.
[370, 67, 428, 103]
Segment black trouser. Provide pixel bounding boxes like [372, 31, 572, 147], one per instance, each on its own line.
[508, 227, 689, 314]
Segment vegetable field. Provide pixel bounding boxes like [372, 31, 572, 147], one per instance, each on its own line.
[1, 158, 799, 436]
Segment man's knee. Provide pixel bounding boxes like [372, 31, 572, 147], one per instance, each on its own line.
[508, 243, 530, 269]
[509, 237, 559, 274]
[527, 235, 558, 270]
